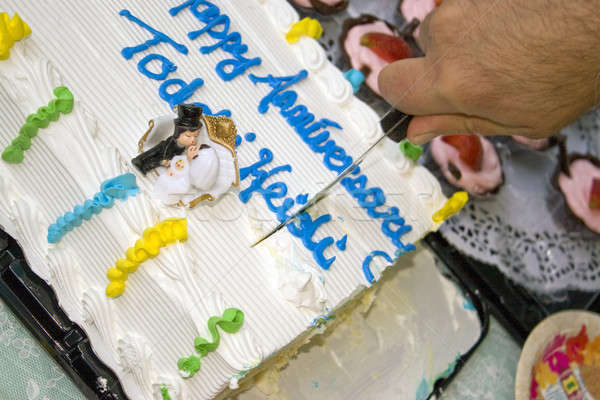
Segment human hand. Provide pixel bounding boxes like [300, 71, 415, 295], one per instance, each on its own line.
[186, 146, 199, 161]
[160, 159, 170, 167]
[379, 0, 600, 145]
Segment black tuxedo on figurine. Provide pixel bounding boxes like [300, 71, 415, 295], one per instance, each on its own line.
[132, 104, 203, 175]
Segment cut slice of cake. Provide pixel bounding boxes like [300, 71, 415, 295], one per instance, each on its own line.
[0, 1, 454, 399]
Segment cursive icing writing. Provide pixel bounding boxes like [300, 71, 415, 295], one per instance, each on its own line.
[239, 148, 339, 270]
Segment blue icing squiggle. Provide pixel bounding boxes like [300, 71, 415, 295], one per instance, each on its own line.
[239, 148, 341, 270]
[244, 132, 256, 142]
[235, 135, 242, 147]
[119, 9, 188, 60]
[47, 173, 139, 244]
[362, 250, 393, 284]
[169, 0, 262, 81]
[137, 54, 177, 81]
[249, 70, 416, 278]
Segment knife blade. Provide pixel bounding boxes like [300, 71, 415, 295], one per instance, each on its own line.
[251, 109, 413, 248]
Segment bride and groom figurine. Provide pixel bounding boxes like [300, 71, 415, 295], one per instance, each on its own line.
[132, 104, 239, 208]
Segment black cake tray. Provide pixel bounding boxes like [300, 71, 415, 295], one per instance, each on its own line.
[0, 230, 127, 400]
[425, 232, 600, 345]
[0, 228, 489, 400]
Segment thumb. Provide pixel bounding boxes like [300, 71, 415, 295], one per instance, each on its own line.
[407, 114, 531, 145]
[378, 57, 454, 115]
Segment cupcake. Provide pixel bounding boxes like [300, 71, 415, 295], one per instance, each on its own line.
[398, 0, 441, 24]
[555, 140, 600, 234]
[430, 134, 504, 195]
[291, 0, 348, 15]
[340, 15, 420, 96]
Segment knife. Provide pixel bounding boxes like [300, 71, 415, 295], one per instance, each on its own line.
[251, 109, 413, 248]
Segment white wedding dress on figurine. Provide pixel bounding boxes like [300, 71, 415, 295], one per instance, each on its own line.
[141, 113, 237, 206]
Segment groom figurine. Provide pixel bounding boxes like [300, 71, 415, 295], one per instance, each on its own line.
[132, 104, 203, 175]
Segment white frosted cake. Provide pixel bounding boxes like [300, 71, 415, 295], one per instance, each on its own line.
[0, 1, 450, 399]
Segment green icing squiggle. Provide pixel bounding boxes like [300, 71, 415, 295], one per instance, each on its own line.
[2, 86, 74, 163]
[177, 308, 244, 378]
[160, 384, 171, 400]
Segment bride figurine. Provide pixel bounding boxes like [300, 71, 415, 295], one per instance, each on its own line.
[132, 104, 239, 207]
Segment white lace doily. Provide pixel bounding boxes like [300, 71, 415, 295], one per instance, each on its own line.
[432, 108, 600, 294]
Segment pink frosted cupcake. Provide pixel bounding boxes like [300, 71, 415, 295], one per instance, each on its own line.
[555, 141, 600, 234]
[291, 0, 348, 15]
[430, 134, 504, 196]
[398, 0, 441, 24]
[340, 15, 420, 96]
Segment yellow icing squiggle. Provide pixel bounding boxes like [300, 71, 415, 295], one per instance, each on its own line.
[106, 218, 187, 298]
[285, 17, 323, 44]
[0, 13, 32, 60]
[432, 191, 469, 224]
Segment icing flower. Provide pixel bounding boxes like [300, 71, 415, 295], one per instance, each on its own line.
[0, 12, 32, 60]
[285, 17, 323, 44]
[432, 191, 469, 223]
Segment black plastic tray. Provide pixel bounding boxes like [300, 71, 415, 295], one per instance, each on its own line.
[0, 230, 127, 400]
[426, 231, 600, 345]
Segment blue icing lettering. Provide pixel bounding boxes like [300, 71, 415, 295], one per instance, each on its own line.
[249, 70, 308, 114]
[381, 210, 415, 252]
[239, 149, 339, 270]
[295, 193, 308, 204]
[239, 148, 273, 181]
[362, 250, 393, 284]
[169, 0, 262, 81]
[336, 235, 347, 251]
[119, 9, 188, 60]
[286, 213, 336, 270]
[159, 78, 204, 108]
[235, 135, 242, 147]
[323, 143, 353, 173]
[137, 53, 177, 81]
[250, 71, 354, 172]
[244, 132, 256, 142]
[250, 70, 416, 260]
[190, 102, 231, 117]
